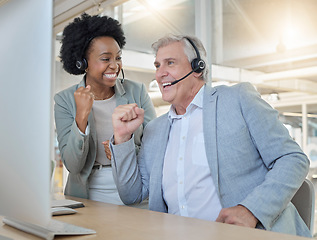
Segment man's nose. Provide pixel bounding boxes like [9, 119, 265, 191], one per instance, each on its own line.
[156, 66, 168, 78]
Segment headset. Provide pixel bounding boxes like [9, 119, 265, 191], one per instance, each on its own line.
[185, 37, 205, 73]
[76, 37, 94, 71]
[76, 58, 88, 71]
[76, 36, 125, 82]
[170, 37, 206, 86]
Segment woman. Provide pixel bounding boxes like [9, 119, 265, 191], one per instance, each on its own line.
[54, 13, 156, 206]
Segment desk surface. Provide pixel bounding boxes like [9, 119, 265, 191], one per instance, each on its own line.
[0, 196, 311, 240]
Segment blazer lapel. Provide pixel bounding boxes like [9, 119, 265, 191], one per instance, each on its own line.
[114, 79, 129, 106]
[203, 84, 220, 195]
[151, 114, 171, 182]
[149, 114, 171, 211]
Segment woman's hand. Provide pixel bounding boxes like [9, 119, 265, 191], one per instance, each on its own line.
[74, 85, 94, 133]
[102, 140, 112, 160]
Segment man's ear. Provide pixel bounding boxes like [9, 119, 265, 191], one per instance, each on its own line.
[193, 72, 203, 79]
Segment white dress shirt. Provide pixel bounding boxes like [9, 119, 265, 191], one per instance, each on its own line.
[162, 85, 222, 221]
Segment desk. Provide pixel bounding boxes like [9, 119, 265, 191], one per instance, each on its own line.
[0, 196, 311, 240]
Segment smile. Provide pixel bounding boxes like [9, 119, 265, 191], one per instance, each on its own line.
[104, 73, 117, 78]
[163, 82, 172, 88]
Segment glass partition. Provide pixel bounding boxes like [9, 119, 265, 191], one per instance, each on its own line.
[116, 0, 195, 53]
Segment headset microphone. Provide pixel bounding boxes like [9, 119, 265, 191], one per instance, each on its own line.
[169, 37, 205, 86]
[170, 63, 204, 86]
[120, 69, 125, 83]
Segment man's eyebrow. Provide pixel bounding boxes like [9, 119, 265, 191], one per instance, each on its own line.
[154, 58, 176, 64]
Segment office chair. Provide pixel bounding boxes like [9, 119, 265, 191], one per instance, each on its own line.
[291, 178, 315, 234]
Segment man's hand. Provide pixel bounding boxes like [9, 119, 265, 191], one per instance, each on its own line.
[74, 85, 94, 133]
[112, 103, 144, 144]
[216, 205, 258, 228]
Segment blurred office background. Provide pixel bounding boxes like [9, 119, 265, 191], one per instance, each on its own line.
[52, 0, 317, 235]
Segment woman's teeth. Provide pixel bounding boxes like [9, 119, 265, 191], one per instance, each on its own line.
[104, 73, 117, 78]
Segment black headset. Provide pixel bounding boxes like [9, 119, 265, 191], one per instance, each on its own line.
[76, 36, 125, 82]
[76, 58, 88, 71]
[76, 37, 94, 71]
[185, 37, 206, 73]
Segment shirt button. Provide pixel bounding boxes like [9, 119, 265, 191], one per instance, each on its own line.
[182, 136, 185, 140]
[181, 205, 185, 209]
[179, 181, 183, 184]
[179, 157, 183, 161]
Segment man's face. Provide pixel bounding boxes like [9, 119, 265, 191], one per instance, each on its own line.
[154, 41, 198, 111]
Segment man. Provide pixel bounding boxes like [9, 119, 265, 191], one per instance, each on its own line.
[110, 34, 311, 237]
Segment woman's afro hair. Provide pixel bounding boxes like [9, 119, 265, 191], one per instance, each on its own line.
[60, 13, 126, 75]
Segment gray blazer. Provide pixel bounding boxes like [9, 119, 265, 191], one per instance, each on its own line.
[111, 82, 311, 237]
[54, 77, 156, 199]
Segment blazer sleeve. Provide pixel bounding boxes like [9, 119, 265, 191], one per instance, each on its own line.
[236, 83, 310, 230]
[54, 92, 90, 173]
[110, 82, 155, 204]
[110, 135, 147, 205]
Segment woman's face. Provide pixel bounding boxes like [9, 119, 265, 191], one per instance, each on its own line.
[85, 36, 122, 88]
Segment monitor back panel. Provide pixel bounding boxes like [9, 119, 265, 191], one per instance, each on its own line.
[0, 0, 53, 226]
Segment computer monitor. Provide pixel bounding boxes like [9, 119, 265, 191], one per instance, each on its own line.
[0, 0, 53, 227]
[0, 2, 96, 238]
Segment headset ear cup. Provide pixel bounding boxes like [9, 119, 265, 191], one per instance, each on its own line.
[76, 58, 88, 71]
[191, 58, 205, 73]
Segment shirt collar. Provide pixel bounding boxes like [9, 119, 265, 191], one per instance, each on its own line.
[168, 85, 205, 122]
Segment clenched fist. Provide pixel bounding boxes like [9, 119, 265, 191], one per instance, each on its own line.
[112, 103, 144, 144]
[74, 85, 94, 133]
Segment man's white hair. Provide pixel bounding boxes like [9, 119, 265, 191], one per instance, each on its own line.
[152, 34, 209, 82]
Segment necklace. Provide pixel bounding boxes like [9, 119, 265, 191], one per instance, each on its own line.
[92, 89, 114, 100]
